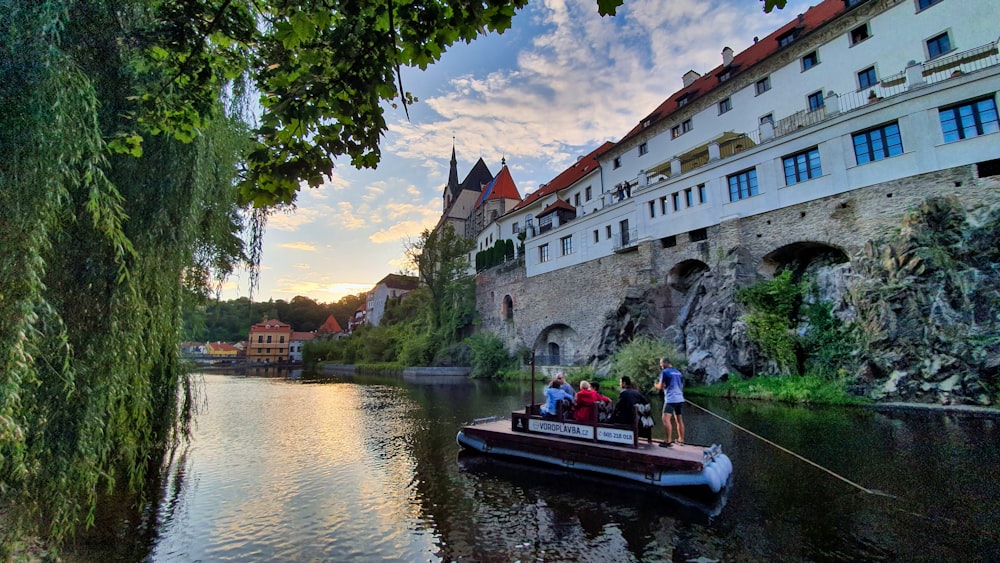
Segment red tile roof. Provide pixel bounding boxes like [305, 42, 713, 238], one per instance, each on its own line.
[291, 331, 315, 341]
[250, 319, 291, 332]
[538, 199, 576, 217]
[616, 0, 845, 148]
[511, 141, 614, 213]
[317, 314, 344, 334]
[476, 164, 521, 208]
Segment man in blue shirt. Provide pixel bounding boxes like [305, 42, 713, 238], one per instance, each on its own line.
[654, 358, 685, 447]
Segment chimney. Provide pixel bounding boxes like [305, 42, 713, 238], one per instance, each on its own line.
[682, 70, 701, 87]
[722, 46, 734, 66]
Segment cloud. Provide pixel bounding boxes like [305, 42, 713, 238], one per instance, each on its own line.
[280, 242, 317, 251]
[369, 218, 439, 244]
[270, 278, 374, 302]
[336, 201, 370, 230]
[268, 205, 326, 232]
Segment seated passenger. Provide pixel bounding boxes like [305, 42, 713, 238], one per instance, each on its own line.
[540, 378, 574, 418]
[572, 380, 600, 422]
[610, 376, 649, 425]
[555, 372, 576, 399]
[592, 382, 614, 422]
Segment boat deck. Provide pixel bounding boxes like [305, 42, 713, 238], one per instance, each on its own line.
[461, 417, 710, 472]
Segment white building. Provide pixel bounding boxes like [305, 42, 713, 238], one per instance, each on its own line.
[488, 0, 999, 278]
[365, 273, 419, 327]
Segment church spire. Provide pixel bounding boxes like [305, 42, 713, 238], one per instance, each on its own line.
[447, 137, 459, 195]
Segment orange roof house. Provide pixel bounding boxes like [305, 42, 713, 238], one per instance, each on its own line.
[316, 314, 344, 336]
[247, 319, 293, 364]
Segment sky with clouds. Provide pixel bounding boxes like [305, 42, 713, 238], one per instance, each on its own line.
[222, 0, 815, 304]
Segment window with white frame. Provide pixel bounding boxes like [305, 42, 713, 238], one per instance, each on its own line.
[849, 23, 870, 46]
[719, 97, 732, 114]
[539, 244, 549, 263]
[697, 184, 707, 203]
[755, 76, 771, 95]
[782, 147, 823, 185]
[638, 142, 648, 156]
[561, 235, 573, 256]
[939, 96, 999, 142]
[684, 188, 693, 207]
[585, 186, 592, 200]
[801, 51, 819, 71]
[613, 157, 621, 169]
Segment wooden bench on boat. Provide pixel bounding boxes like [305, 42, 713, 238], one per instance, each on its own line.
[515, 402, 654, 448]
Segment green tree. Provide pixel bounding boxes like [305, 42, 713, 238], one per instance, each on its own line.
[406, 224, 476, 341]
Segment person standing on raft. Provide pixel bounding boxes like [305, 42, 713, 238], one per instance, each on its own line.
[655, 358, 685, 447]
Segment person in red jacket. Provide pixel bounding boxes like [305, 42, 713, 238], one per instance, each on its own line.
[573, 381, 610, 422]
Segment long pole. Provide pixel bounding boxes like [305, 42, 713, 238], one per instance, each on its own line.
[529, 352, 535, 413]
[686, 398, 896, 499]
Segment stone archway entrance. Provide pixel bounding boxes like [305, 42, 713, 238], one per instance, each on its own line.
[533, 324, 580, 366]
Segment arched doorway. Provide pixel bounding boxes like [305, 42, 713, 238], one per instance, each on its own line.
[547, 342, 560, 365]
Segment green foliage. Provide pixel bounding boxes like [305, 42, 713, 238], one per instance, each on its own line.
[799, 295, 859, 380]
[476, 239, 518, 271]
[0, 0, 251, 550]
[407, 224, 476, 344]
[466, 332, 515, 378]
[609, 336, 685, 391]
[736, 270, 804, 374]
[687, 374, 867, 405]
[121, 0, 531, 207]
[183, 293, 365, 342]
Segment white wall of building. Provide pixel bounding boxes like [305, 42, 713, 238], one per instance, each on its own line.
[498, 0, 999, 279]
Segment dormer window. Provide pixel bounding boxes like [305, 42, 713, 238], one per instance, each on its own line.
[718, 70, 732, 82]
[777, 30, 798, 47]
[677, 94, 690, 107]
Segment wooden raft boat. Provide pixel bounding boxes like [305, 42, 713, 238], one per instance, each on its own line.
[456, 406, 733, 494]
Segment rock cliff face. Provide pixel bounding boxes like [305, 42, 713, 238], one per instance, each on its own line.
[596, 196, 999, 405]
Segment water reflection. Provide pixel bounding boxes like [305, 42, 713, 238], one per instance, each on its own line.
[64, 373, 999, 562]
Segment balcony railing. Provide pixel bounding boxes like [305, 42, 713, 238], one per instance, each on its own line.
[638, 40, 998, 184]
[612, 228, 639, 252]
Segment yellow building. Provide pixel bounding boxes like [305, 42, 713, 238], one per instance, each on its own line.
[247, 319, 292, 363]
[206, 341, 239, 358]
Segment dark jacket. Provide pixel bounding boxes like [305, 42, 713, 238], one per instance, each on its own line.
[610, 388, 648, 425]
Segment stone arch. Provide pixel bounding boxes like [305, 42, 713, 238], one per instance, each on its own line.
[759, 241, 850, 279]
[532, 323, 581, 366]
[501, 294, 514, 321]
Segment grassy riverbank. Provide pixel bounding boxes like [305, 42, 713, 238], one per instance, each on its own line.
[686, 374, 869, 405]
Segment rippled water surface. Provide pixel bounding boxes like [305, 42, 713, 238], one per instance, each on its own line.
[67, 371, 999, 561]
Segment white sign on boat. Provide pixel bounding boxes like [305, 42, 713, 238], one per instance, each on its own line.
[596, 427, 635, 445]
[528, 418, 595, 440]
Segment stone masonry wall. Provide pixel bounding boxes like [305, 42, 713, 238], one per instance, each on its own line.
[477, 164, 1000, 367]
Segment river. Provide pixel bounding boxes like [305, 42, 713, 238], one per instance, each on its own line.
[65, 370, 999, 561]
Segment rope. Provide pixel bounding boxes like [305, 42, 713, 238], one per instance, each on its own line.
[686, 398, 896, 499]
